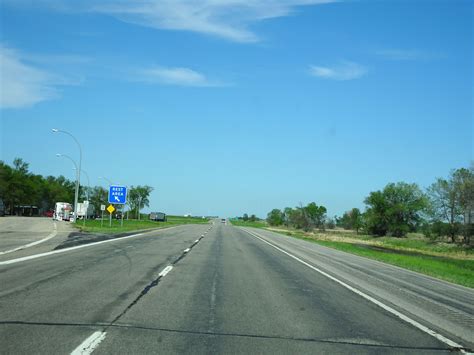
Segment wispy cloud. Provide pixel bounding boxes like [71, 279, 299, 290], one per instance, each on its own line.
[3, 0, 336, 43]
[309, 61, 367, 81]
[0, 45, 81, 109]
[0, 46, 56, 109]
[376, 49, 435, 61]
[138, 66, 222, 87]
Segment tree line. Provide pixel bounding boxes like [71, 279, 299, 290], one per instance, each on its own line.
[265, 166, 473, 244]
[0, 158, 154, 219]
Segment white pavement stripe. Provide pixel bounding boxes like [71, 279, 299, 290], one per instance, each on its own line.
[184, 248, 191, 253]
[71, 331, 106, 355]
[159, 265, 173, 277]
[194, 239, 200, 243]
[243, 228, 468, 353]
[0, 222, 58, 255]
[0, 232, 145, 266]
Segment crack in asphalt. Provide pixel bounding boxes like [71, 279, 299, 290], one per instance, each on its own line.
[105, 230, 209, 327]
[0, 320, 468, 352]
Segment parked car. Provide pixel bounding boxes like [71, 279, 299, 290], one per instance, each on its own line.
[43, 210, 54, 218]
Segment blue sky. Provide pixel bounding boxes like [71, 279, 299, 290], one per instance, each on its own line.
[0, 0, 472, 218]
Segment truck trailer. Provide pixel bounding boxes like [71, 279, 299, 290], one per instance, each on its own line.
[76, 201, 95, 219]
[149, 212, 167, 222]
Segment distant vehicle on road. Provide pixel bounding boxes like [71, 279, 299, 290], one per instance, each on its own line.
[221, 218, 226, 224]
[53, 202, 73, 221]
[150, 212, 167, 222]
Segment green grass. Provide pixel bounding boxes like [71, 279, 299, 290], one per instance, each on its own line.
[283, 231, 474, 288]
[266, 227, 473, 258]
[75, 215, 209, 234]
[230, 219, 267, 228]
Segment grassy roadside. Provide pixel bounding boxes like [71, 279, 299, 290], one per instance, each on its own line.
[239, 224, 474, 288]
[229, 219, 267, 228]
[74, 215, 209, 234]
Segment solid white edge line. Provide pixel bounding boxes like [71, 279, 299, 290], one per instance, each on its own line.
[0, 222, 58, 255]
[243, 228, 467, 352]
[159, 265, 173, 277]
[0, 225, 185, 266]
[0, 232, 144, 266]
[71, 331, 106, 355]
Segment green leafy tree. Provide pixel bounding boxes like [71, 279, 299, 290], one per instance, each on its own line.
[350, 208, 363, 234]
[427, 175, 462, 241]
[364, 182, 428, 237]
[242, 213, 249, 221]
[89, 186, 108, 216]
[128, 185, 154, 219]
[427, 167, 474, 242]
[453, 167, 474, 244]
[283, 207, 293, 227]
[338, 212, 352, 230]
[267, 209, 284, 226]
[288, 207, 306, 229]
[304, 202, 327, 230]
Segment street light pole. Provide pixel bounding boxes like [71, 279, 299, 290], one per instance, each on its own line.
[74, 168, 90, 200]
[52, 129, 82, 222]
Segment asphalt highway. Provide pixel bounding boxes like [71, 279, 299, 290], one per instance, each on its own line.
[0, 221, 472, 354]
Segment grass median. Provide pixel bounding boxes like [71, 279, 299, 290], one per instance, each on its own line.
[239, 224, 474, 288]
[74, 215, 209, 234]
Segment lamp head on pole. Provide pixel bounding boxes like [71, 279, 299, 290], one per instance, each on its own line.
[52, 128, 59, 133]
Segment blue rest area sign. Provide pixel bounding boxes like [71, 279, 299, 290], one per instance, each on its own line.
[108, 185, 127, 204]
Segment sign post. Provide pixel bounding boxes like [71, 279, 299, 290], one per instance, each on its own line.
[107, 204, 115, 227]
[100, 204, 105, 227]
[108, 185, 127, 228]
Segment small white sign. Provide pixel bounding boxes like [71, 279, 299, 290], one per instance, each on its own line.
[100, 204, 106, 211]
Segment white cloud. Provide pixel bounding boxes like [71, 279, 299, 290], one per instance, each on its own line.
[309, 61, 367, 81]
[138, 66, 220, 87]
[0, 46, 60, 109]
[4, 0, 336, 43]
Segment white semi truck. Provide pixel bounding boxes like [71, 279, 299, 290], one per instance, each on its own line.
[53, 202, 73, 221]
